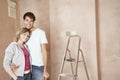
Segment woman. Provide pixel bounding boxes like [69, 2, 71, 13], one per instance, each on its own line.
[3, 28, 31, 80]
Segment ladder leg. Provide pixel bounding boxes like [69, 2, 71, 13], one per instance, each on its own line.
[68, 49, 74, 80]
[58, 52, 67, 80]
[58, 37, 71, 80]
[80, 49, 90, 80]
[58, 61, 64, 80]
[74, 50, 80, 80]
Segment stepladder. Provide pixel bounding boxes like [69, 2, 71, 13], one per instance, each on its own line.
[58, 35, 90, 80]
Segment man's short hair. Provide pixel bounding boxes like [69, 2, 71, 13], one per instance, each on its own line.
[23, 12, 36, 21]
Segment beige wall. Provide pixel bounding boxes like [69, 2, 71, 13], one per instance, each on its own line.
[0, 0, 17, 79]
[50, 0, 98, 80]
[98, 0, 120, 80]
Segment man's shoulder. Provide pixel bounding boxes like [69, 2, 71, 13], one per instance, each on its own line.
[34, 28, 45, 33]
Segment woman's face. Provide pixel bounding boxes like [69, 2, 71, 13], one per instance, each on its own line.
[19, 32, 30, 43]
[24, 16, 34, 29]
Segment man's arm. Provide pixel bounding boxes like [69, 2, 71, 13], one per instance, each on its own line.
[42, 44, 49, 79]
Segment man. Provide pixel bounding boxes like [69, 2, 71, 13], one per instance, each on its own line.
[23, 12, 49, 80]
[11, 12, 49, 80]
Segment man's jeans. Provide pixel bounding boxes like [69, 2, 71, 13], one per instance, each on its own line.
[32, 65, 44, 80]
[10, 72, 31, 80]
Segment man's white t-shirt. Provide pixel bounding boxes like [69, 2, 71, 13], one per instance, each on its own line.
[26, 28, 48, 66]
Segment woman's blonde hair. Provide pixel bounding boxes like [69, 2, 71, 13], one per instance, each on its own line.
[14, 28, 31, 43]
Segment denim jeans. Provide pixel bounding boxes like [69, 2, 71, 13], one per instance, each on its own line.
[32, 65, 44, 80]
[10, 72, 31, 80]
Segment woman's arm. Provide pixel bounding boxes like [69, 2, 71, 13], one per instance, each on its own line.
[3, 43, 18, 80]
[7, 70, 18, 80]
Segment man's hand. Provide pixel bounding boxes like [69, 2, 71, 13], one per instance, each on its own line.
[42, 71, 49, 80]
[10, 63, 19, 71]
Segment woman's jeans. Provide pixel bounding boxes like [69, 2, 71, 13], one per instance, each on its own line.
[32, 65, 44, 80]
[10, 72, 31, 80]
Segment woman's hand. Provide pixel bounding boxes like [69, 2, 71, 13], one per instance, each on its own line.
[13, 76, 18, 80]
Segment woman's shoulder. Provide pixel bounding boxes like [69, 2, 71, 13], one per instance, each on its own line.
[9, 42, 17, 45]
[5, 42, 18, 51]
[7, 42, 18, 48]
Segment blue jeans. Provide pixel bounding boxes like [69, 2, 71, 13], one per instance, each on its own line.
[10, 72, 31, 80]
[32, 65, 44, 80]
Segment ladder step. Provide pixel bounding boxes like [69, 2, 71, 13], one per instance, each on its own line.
[66, 58, 83, 63]
[59, 73, 77, 77]
[66, 58, 75, 62]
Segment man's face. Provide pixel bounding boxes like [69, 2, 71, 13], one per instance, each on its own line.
[24, 16, 34, 29]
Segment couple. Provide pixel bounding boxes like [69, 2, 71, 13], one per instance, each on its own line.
[3, 12, 49, 80]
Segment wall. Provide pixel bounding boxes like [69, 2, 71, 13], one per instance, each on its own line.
[98, 0, 120, 80]
[50, 0, 98, 80]
[0, 0, 17, 79]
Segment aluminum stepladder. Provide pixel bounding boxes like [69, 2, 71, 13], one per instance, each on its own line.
[58, 35, 90, 80]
